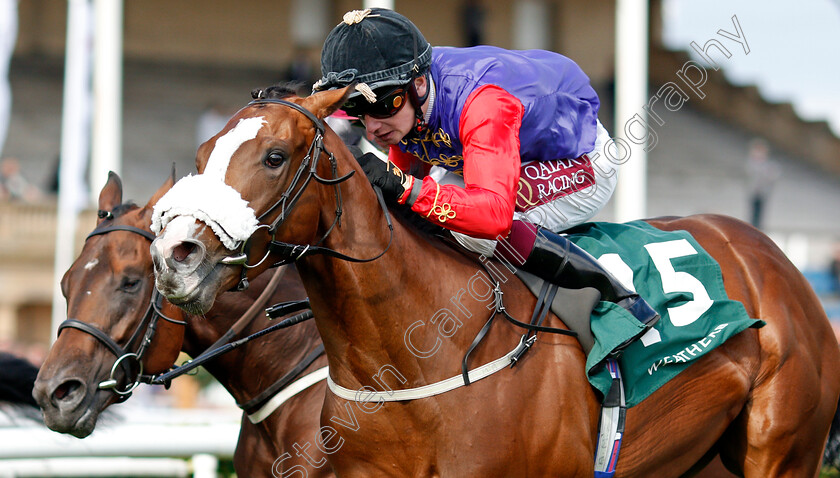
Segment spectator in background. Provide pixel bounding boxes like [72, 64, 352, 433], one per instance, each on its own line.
[0, 157, 40, 202]
[745, 138, 779, 230]
[46, 155, 60, 195]
[284, 47, 317, 95]
[460, 0, 486, 47]
[0, 0, 18, 158]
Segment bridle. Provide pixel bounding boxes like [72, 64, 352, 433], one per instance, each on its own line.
[58, 209, 322, 414]
[56, 217, 187, 401]
[217, 98, 395, 291]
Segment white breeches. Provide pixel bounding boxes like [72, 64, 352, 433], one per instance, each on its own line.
[446, 120, 620, 256]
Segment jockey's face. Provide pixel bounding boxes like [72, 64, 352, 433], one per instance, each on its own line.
[362, 76, 428, 148]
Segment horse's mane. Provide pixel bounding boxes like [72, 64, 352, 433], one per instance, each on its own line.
[111, 202, 139, 218]
[251, 83, 302, 101]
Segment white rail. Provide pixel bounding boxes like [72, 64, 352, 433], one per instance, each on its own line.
[0, 406, 239, 477]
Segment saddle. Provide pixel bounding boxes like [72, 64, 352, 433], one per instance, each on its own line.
[515, 271, 599, 354]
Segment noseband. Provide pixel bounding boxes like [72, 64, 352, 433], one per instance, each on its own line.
[219, 98, 394, 291]
[56, 218, 186, 401]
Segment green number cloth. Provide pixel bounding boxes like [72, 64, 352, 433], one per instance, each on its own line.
[566, 221, 765, 407]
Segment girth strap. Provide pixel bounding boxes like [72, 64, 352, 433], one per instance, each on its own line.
[460, 280, 559, 385]
[510, 281, 559, 365]
[238, 344, 326, 415]
[248, 367, 329, 424]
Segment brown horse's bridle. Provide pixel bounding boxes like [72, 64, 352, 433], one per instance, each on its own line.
[56, 216, 187, 401]
[219, 98, 394, 291]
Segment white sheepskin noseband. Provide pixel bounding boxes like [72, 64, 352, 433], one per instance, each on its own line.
[151, 116, 266, 250]
[151, 174, 259, 250]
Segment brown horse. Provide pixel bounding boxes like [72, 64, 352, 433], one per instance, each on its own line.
[149, 85, 840, 477]
[33, 171, 333, 478]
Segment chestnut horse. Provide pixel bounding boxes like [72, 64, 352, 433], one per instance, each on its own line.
[33, 172, 332, 478]
[149, 85, 840, 477]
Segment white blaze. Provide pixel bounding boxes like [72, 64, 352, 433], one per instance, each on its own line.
[151, 116, 266, 250]
[205, 117, 266, 180]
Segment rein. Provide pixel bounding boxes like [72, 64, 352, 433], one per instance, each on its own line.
[148, 308, 317, 386]
[56, 218, 187, 401]
[199, 264, 291, 355]
[238, 343, 325, 417]
[218, 98, 395, 291]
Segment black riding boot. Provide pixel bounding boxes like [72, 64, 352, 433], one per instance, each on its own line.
[520, 228, 660, 338]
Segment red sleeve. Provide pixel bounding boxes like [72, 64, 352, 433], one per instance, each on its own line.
[388, 145, 431, 177]
[387, 145, 414, 171]
[411, 85, 523, 239]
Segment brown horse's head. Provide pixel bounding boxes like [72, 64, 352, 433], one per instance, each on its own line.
[33, 172, 186, 438]
[151, 85, 357, 314]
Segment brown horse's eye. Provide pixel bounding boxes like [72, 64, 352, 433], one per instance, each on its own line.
[264, 150, 286, 168]
[119, 277, 142, 293]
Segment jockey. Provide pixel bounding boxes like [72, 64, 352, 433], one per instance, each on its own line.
[313, 8, 659, 345]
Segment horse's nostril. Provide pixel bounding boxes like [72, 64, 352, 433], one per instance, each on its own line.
[172, 242, 197, 263]
[53, 379, 82, 402]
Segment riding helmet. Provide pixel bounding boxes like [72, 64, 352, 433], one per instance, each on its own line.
[313, 8, 432, 97]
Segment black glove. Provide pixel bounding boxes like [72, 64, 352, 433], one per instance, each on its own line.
[355, 152, 415, 204]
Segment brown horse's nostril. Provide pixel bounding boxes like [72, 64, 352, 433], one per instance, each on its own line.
[172, 242, 197, 263]
[53, 379, 82, 402]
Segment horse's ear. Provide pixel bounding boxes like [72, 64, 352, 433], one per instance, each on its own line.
[146, 163, 177, 208]
[302, 85, 355, 120]
[97, 171, 123, 223]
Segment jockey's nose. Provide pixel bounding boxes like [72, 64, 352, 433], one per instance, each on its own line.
[363, 116, 383, 131]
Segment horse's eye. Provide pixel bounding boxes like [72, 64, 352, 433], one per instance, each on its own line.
[264, 150, 286, 168]
[119, 277, 142, 292]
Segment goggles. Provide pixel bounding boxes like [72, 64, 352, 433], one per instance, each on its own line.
[341, 86, 408, 119]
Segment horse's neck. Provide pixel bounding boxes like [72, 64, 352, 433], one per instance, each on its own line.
[180, 289, 320, 406]
[300, 185, 496, 389]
